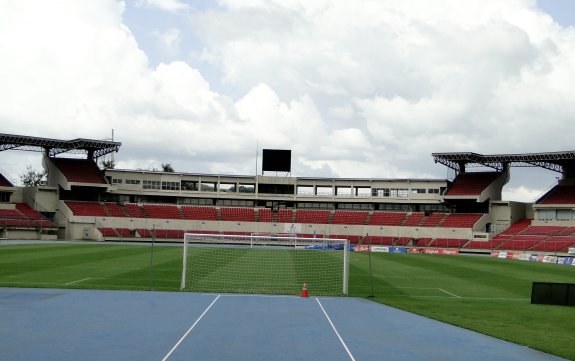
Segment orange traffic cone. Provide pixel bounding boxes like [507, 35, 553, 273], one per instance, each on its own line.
[301, 281, 309, 298]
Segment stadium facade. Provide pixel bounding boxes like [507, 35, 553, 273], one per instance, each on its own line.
[1, 133, 574, 256]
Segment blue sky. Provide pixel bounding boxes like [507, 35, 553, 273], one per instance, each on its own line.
[537, 0, 575, 27]
[1, 0, 575, 202]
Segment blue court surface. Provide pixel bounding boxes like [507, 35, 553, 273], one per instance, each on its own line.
[0, 288, 566, 361]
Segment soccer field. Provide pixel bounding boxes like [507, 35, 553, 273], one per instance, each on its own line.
[0, 242, 574, 359]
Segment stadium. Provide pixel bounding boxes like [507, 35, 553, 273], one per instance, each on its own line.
[1, 132, 575, 258]
[1, 132, 574, 360]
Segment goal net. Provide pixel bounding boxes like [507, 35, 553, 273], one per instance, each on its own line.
[181, 233, 349, 296]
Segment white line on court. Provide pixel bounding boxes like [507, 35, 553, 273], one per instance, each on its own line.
[64, 278, 91, 285]
[161, 294, 221, 361]
[438, 288, 462, 298]
[316, 298, 356, 361]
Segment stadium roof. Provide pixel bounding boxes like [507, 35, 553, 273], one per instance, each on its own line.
[0, 133, 121, 159]
[432, 151, 575, 175]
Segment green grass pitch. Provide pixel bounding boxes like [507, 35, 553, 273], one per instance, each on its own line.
[0, 243, 574, 359]
[182, 247, 344, 295]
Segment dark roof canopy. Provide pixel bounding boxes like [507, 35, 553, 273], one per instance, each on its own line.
[432, 151, 575, 176]
[0, 133, 121, 159]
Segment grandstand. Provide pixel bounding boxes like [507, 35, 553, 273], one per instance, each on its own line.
[1, 133, 575, 257]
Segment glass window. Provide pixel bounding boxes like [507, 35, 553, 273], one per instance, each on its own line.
[238, 184, 255, 193]
[161, 181, 180, 190]
[297, 186, 314, 195]
[143, 180, 161, 190]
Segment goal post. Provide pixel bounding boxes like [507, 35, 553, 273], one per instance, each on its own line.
[181, 233, 349, 296]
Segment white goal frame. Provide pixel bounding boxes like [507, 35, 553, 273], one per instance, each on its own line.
[181, 233, 349, 295]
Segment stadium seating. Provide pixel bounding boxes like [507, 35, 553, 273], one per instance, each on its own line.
[181, 206, 218, 221]
[295, 210, 331, 224]
[103, 203, 128, 217]
[52, 158, 106, 184]
[396, 237, 412, 246]
[368, 212, 407, 226]
[278, 209, 294, 223]
[403, 212, 424, 226]
[556, 227, 575, 236]
[0, 208, 23, 218]
[530, 237, 575, 252]
[330, 234, 361, 244]
[257, 208, 272, 222]
[428, 238, 467, 248]
[136, 229, 153, 238]
[365, 236, 395, 245]
[463, 238, 506, 249]
[154, 229, 185, 239]
[143, 204, 182, 219]
[439, 214, 482, 228]
[497, 236, 547, 250]
[422, 213, 447, 227]
[501, 219, 531, 234]
[98, 228, 119, 237]
[537, 185, 575, 204]
[414, 238, 432, 246]
[521, 226, 565, 236]
[446, 172, 499, 196]
[331, 211, 368, 225]
[124, 203, 147, 218]
[14, 203, 55, 228]
[65, 201, 107, 216]
[115, 228, 134, 238]
[220, 207, 255, 222]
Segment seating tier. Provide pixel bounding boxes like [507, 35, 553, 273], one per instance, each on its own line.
[181, 206, 218, 221]
[440, 214, 482, 228]
[538, 185, 575, 204]
[52, 158, 106, 184]
[331, 211, 368, 225]
[65, 201, 106, 217]
[446, 172, 499, 196]
[295, 210, 331, 224]
[220, 207, 255, 222]
[368, 212, 407, 226]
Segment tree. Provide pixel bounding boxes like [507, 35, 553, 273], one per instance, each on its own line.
[100, 158, 116, 169]
[20, 166, 47, 187]
[161, 163, 174, 172]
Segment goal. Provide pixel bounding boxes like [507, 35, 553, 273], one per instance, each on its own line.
[181, 233, 349, 296]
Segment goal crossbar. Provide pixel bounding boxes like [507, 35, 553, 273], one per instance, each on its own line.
[181, 233, 349, 296]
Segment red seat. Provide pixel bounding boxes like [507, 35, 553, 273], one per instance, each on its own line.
[220, 207, 255, 222]
[125, 204, 146, 218]
[65, 201, 106, 216]
[143, 204, 182, 219]
[181, 206, 218, 221]
[404, 212, 424, 226]
[446, 172, 499, 196]
[538, 185, 575, 204]
[295, 210, 331, 224]
[331, 211, 368, 225]
[368, 212, 407, 226]
[422, 213, 447, 227]
[52, 158, 106, 184]
[440, 214, 482, 228]
[278, 209, 294, 223]
[258, 208, 272, 222]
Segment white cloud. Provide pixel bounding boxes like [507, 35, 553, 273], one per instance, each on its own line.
[503, 185, 544, 203]
[151, 28, 182, 56]
[1, 0, 575, 195]
[135, 0, 191, 12]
